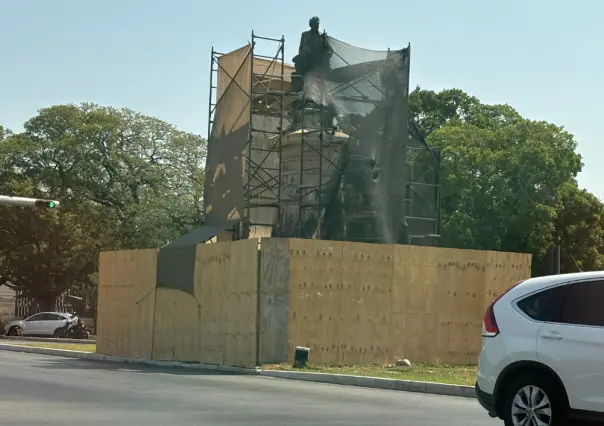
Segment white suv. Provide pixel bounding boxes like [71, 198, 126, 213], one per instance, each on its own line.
[476, 271, 604, 425]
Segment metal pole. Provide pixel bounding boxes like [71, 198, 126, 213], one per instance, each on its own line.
[299, 93, 305, 237]
[0, 195, 60, 208]
[555, 242, 561, 274]
[207, 47, 215, 141]
[277, 35, 285, 235]
[317, 105, 324, 238]
[246, 32, 255, 225]
[433, 148, 441, 237]
[554, 201, 567, 275]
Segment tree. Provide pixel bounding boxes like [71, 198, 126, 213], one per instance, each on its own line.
[0, 103, 206, 249]
[0, 172, 115, 310]
[551, 182, 604, 274]
[410, 88, 588, 274]
[409, 87, 522, 136]
[428, 119, 582, 253]
[0, 103, 206, 305]
[0, 125, 9, 142]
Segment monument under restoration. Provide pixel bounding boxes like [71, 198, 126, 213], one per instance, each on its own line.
[198, 17, 440, 246]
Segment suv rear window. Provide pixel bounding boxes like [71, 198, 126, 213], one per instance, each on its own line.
[517, 285, 569, 322]
[560, 280, 604, 326]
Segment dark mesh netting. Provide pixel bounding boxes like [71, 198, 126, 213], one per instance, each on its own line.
[301, 36, 439, 244]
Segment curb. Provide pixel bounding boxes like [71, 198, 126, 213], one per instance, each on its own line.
[0, 344, 258, 374]
[258, 370, 476, 398]
[0, 336, 96, 344]
[0, 344, 475, 399]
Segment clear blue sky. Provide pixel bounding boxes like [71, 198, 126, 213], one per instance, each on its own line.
[1, 0, 602, 197]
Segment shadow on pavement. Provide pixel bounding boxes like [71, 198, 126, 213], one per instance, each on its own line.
[28, 356, 247, 377]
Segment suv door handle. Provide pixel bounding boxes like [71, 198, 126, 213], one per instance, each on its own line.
[541, 332, 564, 340]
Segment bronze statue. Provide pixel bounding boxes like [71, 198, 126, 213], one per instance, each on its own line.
[292, 16, 332, 94]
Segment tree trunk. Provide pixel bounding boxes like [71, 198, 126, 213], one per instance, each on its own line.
[37, 295, 57, 312]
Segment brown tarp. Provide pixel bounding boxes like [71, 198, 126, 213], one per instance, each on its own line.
[204, 45, 252, 225]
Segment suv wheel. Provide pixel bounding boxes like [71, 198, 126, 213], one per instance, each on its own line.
[502, 373, 566, 426]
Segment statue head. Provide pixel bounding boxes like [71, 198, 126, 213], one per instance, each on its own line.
[309, 16, 320, 32]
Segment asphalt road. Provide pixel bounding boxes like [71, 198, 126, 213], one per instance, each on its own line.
[0, 350, 498, 426]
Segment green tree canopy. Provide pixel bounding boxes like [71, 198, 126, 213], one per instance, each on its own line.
[0, 103, 206, 248]
[409, 87, 523, 135]
[0, 103, 206, 305]
[410, 87, 594, 274]
[0, 171, 117, 308]
[550, 182, 604, 274]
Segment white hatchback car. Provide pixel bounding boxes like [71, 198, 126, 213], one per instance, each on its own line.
[476, 271, 604, 425]
[3, 312, 74, 337]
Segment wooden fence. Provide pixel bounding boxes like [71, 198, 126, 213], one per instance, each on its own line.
[97, 238, 531, 367]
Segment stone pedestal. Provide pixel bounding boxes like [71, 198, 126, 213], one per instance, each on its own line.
[290, 103, 336, 131]
[246, 102, 350, 237]
[279, 127, 350, 236]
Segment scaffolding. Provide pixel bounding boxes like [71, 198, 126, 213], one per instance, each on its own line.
[291, 100, 348, 239]
[205, 31, 440, 244]
[207, 33, 288, 237]
[246, 33, 285, 232]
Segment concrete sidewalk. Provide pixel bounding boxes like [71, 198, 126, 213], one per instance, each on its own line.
[0, 343, 475, 399]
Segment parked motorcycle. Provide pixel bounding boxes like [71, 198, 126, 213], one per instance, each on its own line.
[68, 318, 90, 339]
[56, 315, 90, 339]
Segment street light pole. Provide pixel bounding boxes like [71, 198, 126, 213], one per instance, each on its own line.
[0, 195, 60, 208]
[555, 241, 561, 275]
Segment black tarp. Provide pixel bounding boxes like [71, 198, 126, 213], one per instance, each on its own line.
[155, 220, 238, 297]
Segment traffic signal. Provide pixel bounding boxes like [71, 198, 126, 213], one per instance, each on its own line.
[0, 195, 60, 208]
[34, 200, 58, 209]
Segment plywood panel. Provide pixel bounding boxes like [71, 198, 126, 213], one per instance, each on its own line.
[152, 287, 201, 362]
[288, 239, 343, 364]
[97, 239, 532, 367]
[195, 242, 230, 365]
[224, 239, 259, 367]
[258, 238, 291, 364]
[98, 241, 259, 367]
[484, 251, 533, 312]
[97, 249, 157, 359]
[340, 242, 393, 365]
[435, 248, 487, 365]
[391, 245, 440, 365]
[192, 239, 259, 367]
